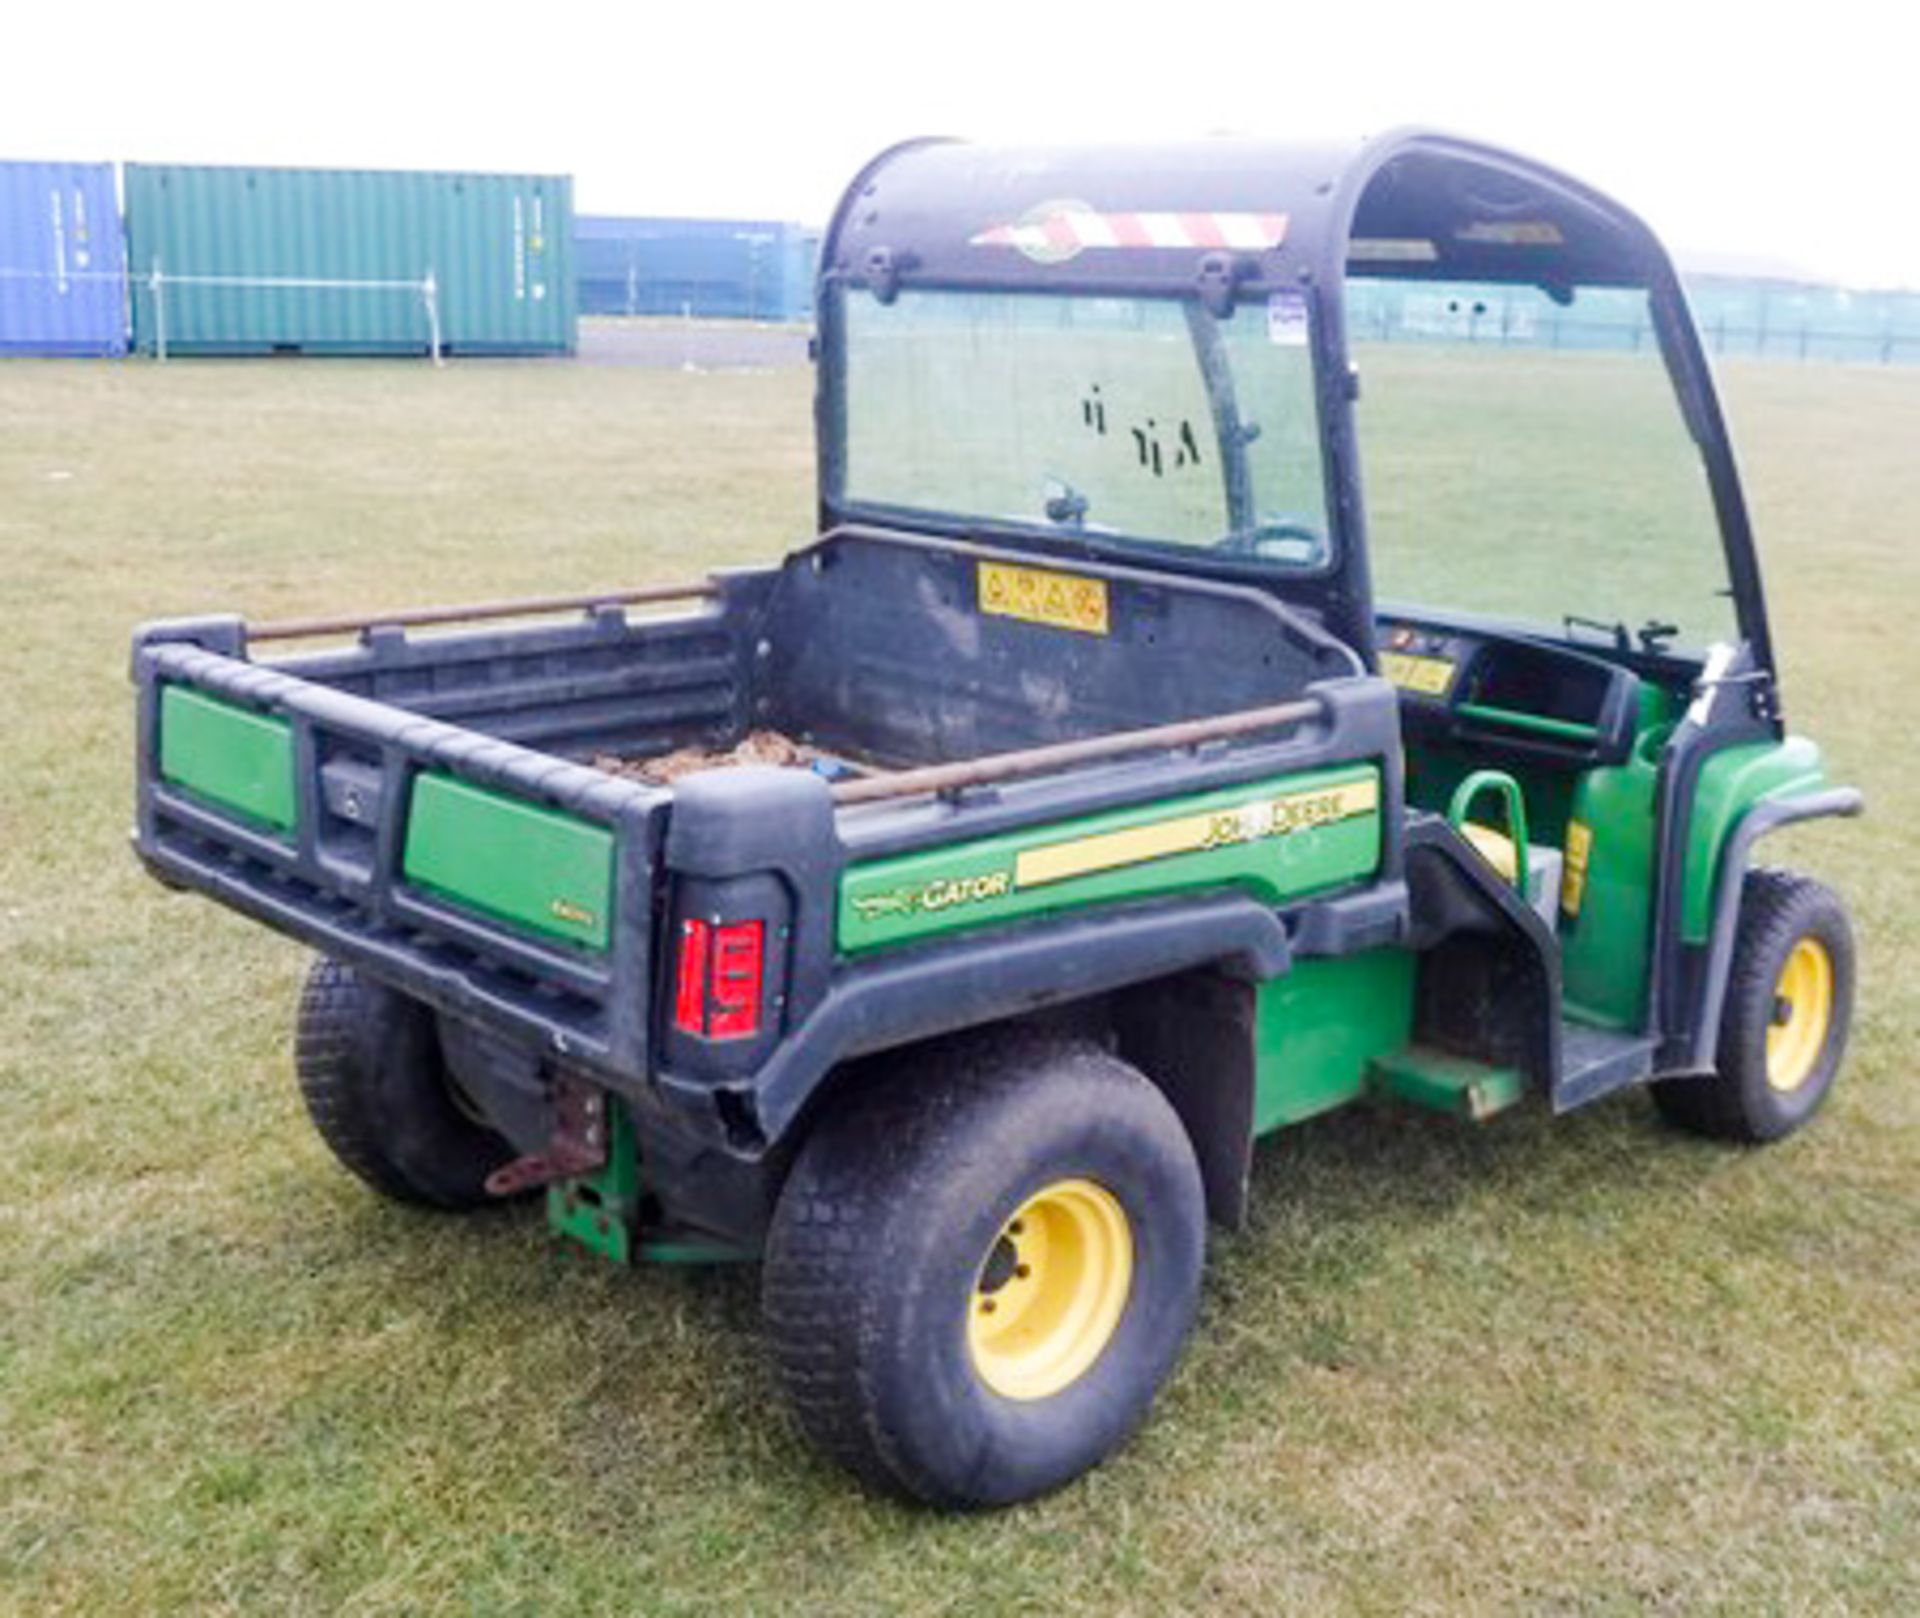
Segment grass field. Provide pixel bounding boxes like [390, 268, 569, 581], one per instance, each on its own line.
[2, 351, 1916, 1614]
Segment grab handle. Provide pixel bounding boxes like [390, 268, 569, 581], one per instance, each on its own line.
[1448, 769, 1530, 895]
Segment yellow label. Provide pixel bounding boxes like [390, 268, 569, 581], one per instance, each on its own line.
[549, 897, 598, 928]
[978, 560, 1111, 636]
[1380, 651, 1455, 696]
[1561, 820, 1593, 916]
[1015, 778, 1379, 888]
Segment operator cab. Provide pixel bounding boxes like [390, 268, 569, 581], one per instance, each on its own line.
[817, 129, 1791, 1086]
[1335, 138, 1775, 1040]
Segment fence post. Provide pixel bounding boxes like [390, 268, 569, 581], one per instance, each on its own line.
[422, 270, 443, 366]
[150, 257, 167, 363]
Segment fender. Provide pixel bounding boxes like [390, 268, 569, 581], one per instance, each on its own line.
[654, 889, 1309, 1155]
[1685, 786, 1863, 1070]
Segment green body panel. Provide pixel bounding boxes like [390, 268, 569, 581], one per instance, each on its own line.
[1367, 1045, 1524, 1120]
[1411, 684, 1680, 1030]
[124, 163, 576, 355]
[837, 765, 1383, 954]
[1681, 736, 1826, 942]
[549, 1102, 642, 1265]
[1558, 727, 1665, 1027]
[402, 774, 613, 950]
[1407, 742, 1577, 848]
[157, 686, 297, 833]
[637, 1234, 757, 1264]
[550, 1101, 756, 1265]
[1405, 684, 1674, 856]
[1455, 703, 1600, 744]
[1252, 950, 1416, 1133]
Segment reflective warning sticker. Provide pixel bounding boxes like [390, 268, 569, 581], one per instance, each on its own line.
[978, 560, 1111, 636]
[972, 205, 1288, 264]
[1380, 651, 1456, 696]
[1562, 819, 1593, 916]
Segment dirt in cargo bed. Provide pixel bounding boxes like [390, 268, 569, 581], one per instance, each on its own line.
[592, 729, 824, 786]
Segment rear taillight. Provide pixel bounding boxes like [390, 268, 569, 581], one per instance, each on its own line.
[671, 917, 765, 1040]
[673, 918, 711, 1034]
[708, 920, 765, 1038]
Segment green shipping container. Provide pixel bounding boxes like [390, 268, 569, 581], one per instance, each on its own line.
[124, 163, 576, 356]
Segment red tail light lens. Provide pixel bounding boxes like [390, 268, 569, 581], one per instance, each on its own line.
[672, 918, 711, 1034]
[707, 921, 765, 1039]
[671, 917, 766, 1040]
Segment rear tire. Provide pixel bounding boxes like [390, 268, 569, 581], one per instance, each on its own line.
[762, 1031, 1205, 1508]
[294, 956, 514, 1208]
[1652, 868, 1854, 1143]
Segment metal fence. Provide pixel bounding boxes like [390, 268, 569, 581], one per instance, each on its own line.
[1345, 277, 1920, 366]
[575, 217, 817, 322]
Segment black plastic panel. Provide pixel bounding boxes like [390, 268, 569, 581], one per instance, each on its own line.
[759, 527, 1359, 766]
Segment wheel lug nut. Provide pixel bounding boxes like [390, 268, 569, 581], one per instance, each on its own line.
[981, 1299, 996, 1314]
[1015, 1264, 1031, 1279]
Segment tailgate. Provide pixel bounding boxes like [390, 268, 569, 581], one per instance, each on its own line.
[132, 631, 668, 1081]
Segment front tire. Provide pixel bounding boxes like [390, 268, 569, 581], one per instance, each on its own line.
[294, 956, 514, 1208]
[1652, 869, 1855, 1142]
[762, 1031, 1205, 1508]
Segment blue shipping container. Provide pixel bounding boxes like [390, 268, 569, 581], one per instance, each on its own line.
[576, 216, 816, 321]
[0, 160, 127, 355]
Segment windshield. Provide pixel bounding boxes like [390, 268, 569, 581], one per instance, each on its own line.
[833, 287, 1330, 568]
[1349, 276, 1738, 651]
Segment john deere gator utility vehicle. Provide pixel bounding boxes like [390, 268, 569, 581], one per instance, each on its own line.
[132, 130, 1861, 1507]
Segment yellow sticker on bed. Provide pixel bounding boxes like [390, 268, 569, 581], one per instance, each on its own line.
[977, 560, 1111, 636]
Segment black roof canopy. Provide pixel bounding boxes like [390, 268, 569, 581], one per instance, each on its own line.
[823, 128, 1675, 302]
[816, 130, 1766, 676]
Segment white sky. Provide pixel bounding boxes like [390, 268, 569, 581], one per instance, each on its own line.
[7, 0, 1916, 288]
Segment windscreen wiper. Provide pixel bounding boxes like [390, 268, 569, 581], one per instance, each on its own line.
[1563, 613, 1631, 652]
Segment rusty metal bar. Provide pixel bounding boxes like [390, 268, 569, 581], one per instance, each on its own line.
[248, 580, 718, 643]
[830, 696, 1324, 806]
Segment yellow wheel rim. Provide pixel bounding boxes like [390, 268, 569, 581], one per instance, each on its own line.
[1766, 937, 1834, 1093]
[966, 1178, 1133, 1401]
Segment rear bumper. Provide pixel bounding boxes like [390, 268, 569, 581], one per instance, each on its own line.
[133, 631, 668, 1089]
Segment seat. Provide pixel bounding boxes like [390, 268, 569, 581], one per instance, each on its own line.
[1458, 821, 1562, 928]
[1450, 774, 1562, 930]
